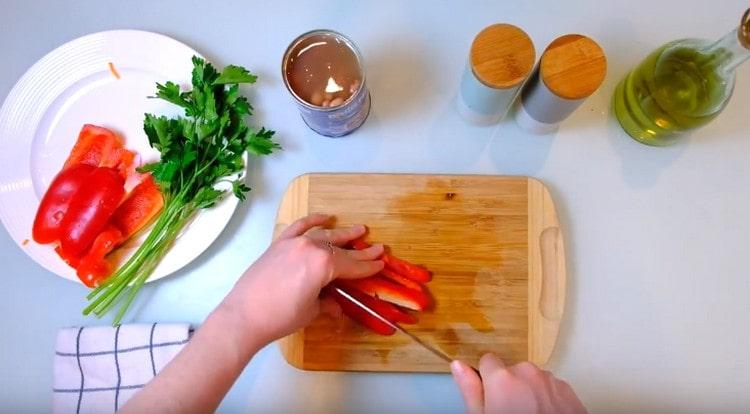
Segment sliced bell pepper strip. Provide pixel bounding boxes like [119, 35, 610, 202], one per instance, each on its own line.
[380, 268, 424, 292]
[328, 285, 396, 335]
[352, 287, 419, 325]
[58, 167, 125, 257]
[32, 164, 96, 244]
[340, 276, 432, 312]
[382, 254, 431, 283]
[113, 146, 137, 181]
[331, 283, 418, 324]
[110, 175, 164, 239]
[351, 239, 432, 283]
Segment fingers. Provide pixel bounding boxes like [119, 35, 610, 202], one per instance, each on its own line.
[451, 360, 484, 414]
[280, 214, 370, 248]
[331, 255, 384, 280]
[509, 361, 540, 378]
[277, 214, 332, 240]
[344, 244, 384, 260]
[479, 353, 506, 374]
[280, 216, 383, 282]
[317, 244, 383, 283]
[307, 224, 368, 246]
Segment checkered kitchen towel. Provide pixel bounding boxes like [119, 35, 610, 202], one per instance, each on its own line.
[53, 323, 191, 414]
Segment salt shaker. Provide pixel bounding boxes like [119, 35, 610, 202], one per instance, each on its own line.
[457, 24, 536, 125]
[515, 34, 607, 134]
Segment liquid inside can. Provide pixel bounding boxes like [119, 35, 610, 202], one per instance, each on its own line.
[282, 30, 371, 137]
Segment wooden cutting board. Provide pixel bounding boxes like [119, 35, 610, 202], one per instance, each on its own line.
[273, 174, 565, 373]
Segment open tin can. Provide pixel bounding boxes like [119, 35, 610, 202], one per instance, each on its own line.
[282, 30, 371, 137]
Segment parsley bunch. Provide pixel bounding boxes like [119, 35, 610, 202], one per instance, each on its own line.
[84, 56, 279, 324]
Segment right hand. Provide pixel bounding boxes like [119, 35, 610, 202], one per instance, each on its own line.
[451, 354, 586, 414]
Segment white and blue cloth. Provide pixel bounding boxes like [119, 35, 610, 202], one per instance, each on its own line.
[53, 323, 191, 414]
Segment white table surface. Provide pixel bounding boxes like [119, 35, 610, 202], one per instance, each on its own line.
[2, 0, 749, 412]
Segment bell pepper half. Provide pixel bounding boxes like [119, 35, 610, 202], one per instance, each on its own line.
[32, 164, 96, 244]
[58, 166, 125, 258]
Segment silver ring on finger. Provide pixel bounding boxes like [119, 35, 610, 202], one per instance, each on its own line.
[324, 241, 335, 255]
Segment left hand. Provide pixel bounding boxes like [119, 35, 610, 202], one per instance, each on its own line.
[219, 214, 385, 346]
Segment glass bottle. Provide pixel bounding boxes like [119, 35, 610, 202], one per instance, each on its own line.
[613, 8, 750, 146]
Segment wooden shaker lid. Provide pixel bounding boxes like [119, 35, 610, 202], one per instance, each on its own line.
[470, 24, 536, 89]
[740, 8, 750, 49]
[540, 34, 607, 100]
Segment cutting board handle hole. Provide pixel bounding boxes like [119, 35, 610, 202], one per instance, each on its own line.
[539, 227, 563, 321]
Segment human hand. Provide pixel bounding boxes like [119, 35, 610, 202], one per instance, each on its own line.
[451, 354, 586, 414]
[219, 213, 384, 347]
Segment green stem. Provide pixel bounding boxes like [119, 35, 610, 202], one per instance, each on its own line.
[193, 140, 228, 179]
[83, 204, 177, 313]
[82, 198, 186, 316]
[81, 198, 198, 324]
[110, 206, 196, 325]
[93, 215, 178, 317]
[85, 197, 181, 301]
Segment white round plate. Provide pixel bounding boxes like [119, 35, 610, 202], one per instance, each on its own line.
[0, 30, 240, 284]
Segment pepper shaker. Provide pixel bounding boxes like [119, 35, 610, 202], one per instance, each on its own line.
[515, 34, 607, 134]
[457, 24, 536, 125]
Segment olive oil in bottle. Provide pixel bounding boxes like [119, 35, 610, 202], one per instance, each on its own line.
[614, 9, 750, 146]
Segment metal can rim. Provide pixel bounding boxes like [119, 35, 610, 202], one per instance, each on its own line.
[281, 29, 367, 112]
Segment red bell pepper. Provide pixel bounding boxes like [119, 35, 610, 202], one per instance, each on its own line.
[58, 167, 125, 257]
[341, 276, 432, 311]
[63, 124, 125, 170]
[329, 284, 419, 335]
[380, 268, 424, 292]
[63, 124, 137, 181]
[110, 175, 164, 238]
[353, 287, 419, 325]
[76, 227, 123, 287]
[75, 176, 164, 287]
[33, 124, 162, 286]
[32, 164, 96, 244]
[351, 239, 432, 283]
[55, 245, 81, 269]
[328, 286, 395, 335]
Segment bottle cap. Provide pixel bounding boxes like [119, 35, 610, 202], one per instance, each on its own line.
[540, 34, 607, 100]
[470, 24, 536, 89]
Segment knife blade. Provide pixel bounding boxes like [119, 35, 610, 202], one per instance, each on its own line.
[332, 286, 454, 365]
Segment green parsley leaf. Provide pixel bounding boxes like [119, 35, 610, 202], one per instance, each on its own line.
[245, 128, 280, 155]
[194, 187, 225, 209]
[155, 81, 190, 109]
[231, 179, 251, 201]
[214, 65, 258, 85]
